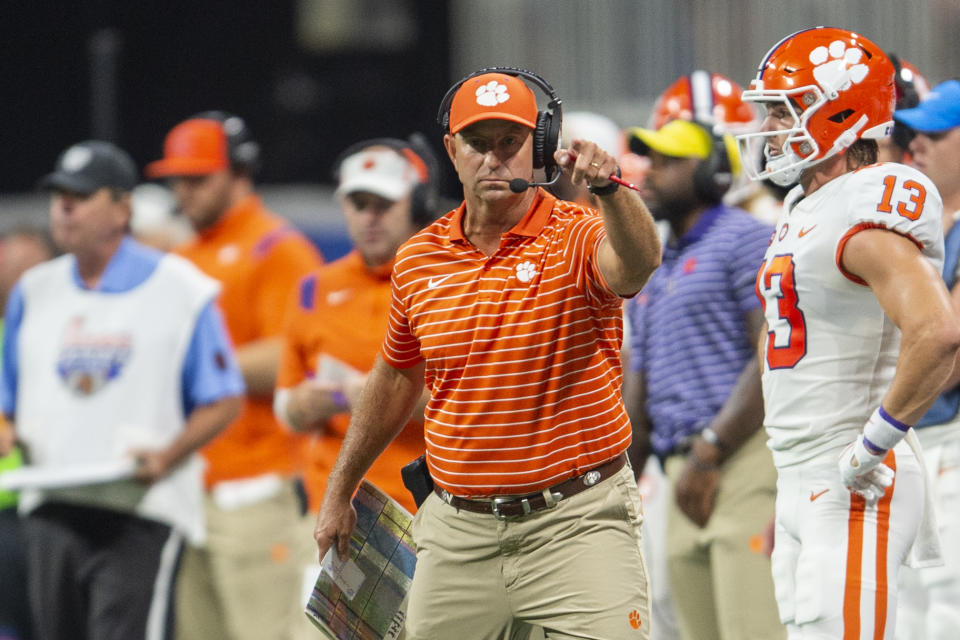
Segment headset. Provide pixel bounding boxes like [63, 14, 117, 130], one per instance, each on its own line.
[678, 70, 735, 204]
[888, 54, 920, 152]
[331, 133, 441, 227]
[190, 110, 262, 176]
[436, 66, 563, 181]
[691, 120, 733, 204]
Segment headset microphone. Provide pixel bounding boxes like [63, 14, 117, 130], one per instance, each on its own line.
[509, 172, 641, 194]
[509, 173, 563, 193]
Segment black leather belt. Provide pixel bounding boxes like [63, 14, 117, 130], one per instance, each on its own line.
[433, 453, 627, 520]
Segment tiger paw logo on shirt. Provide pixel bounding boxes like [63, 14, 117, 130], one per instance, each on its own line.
[515, 260, 537, 283]
[56, 316, 132, 396]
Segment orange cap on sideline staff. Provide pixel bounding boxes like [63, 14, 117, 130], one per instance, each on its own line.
[146, 119, 231, 178]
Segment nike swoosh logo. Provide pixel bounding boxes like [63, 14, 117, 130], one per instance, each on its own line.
[325, 289, 351, 306]
[427, 273, 454, 290]
[798, 225, 817, 237]
[809, 489, 829, 502]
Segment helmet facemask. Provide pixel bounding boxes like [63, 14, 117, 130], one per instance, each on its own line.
[737, 84, 827, 186]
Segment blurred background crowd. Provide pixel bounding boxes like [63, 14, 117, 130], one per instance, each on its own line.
[2, 1, 958, 250]
[2, 2, 960, 640]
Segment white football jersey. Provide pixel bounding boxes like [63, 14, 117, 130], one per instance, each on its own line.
[755, 163, 943, 468]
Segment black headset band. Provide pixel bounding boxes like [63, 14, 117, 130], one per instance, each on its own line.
[331, 137, 435, 183]
[436, 66, 562, 131]
[690, 118, 733, 204]
[188, 110, 260, 174]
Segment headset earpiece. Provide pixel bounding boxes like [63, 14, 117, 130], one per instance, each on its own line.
[436, 67, 563, 180]
[190, 110, 261, 176]
[682, 71, 732, 203]
[691, 121, 733, 204]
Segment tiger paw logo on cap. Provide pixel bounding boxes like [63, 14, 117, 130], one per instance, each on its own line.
[476, 81, 511, 107]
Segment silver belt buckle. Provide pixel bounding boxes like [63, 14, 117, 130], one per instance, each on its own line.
[491, 496, 533, 520]
[491, 496, 512, 520]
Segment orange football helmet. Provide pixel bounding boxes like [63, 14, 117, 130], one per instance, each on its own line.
[892, 57, 930, 108]
[650, 70, 759, 133]
[736, 27, 896, 186]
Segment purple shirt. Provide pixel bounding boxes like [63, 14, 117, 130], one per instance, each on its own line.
[627, 204, 773, 456]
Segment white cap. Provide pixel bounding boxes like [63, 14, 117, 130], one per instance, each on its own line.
[334, 149, 420, 201]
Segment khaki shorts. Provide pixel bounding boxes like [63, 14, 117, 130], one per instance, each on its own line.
[405, 465, 651, 640]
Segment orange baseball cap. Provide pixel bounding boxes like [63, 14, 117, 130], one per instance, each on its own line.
[448, 72, 539, 134]
[145, 118, 230, 178]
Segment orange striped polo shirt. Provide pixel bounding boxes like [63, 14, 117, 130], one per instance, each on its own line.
[382, 189, 631, 497]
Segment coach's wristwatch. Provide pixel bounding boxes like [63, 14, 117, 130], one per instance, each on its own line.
[587, 167, 621, 196]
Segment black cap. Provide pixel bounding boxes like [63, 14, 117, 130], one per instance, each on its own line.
[38, 140, 138, 195]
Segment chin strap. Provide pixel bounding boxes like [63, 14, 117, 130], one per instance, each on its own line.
[829, 114, 869, 157]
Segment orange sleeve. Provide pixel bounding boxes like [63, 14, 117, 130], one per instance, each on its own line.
[254, 234, 324, 337]
[381, 261, 423, 369]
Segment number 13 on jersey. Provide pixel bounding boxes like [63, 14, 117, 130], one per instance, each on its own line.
[756, 255, 807, 369]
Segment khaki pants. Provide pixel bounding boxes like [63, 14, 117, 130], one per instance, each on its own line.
[664, 429, 785, 640]
[176, 479, 304, 640]
[287, 514, 326, 640]
[405, 465, 651, 640]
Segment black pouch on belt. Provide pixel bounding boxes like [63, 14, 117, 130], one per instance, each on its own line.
[401, 454, 434, 508]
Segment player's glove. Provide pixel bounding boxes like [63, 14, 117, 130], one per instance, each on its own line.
[838, 434, 894, 503]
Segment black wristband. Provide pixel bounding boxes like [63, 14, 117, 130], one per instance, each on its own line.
[588, 166, 621, 197]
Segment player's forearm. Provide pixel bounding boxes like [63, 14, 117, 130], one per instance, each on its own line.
[883, 321, 960, 423]
[597, 189, 662, 295]
[235, 337, 282, 396]
[324, 357, 425, 502]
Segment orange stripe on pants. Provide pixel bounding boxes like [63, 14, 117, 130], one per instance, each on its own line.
[873, 450, 896, 639]
[843, 450, 897, 640]
[844, 493, 866, 640]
